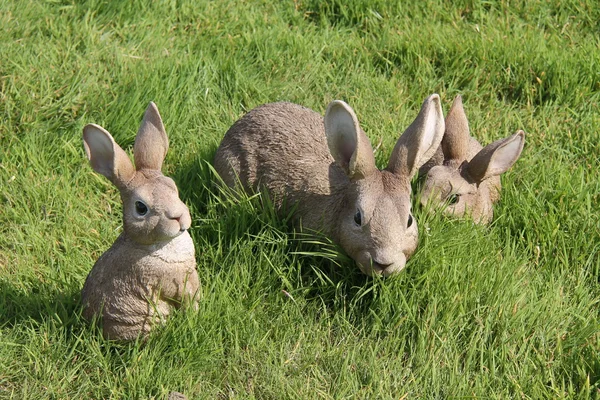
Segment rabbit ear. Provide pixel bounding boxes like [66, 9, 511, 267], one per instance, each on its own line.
[387, 94, 445, 178]
[441, 95, 470, 161]
[325, 100, 377, 180]
[83, 124, 135, 187]
[134, 102, 169, 171]
[466, 130, 525, 182]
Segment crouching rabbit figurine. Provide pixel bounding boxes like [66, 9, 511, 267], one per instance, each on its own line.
[214, 95, 444, 277]
[81, 102, 199, 340]
[419, 95, 525, 224]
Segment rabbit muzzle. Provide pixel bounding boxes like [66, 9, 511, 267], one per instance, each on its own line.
[356, 251, 407, 277]
[167, 207, 192, 232]
[164, 205, 192, 234]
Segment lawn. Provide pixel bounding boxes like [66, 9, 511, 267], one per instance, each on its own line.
[1, 0, 599, 398]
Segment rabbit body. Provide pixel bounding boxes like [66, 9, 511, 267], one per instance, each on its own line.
[215, 97, 445, 276]
[419, 95, 524, 224]
[81, 231, 196, 340]
[81, 102, 199, 340]
[215, 102, 348, 230]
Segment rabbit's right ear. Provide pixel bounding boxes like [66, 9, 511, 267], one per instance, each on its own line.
[134, 102, 169, 171]
[325, 100, 377, 180]
[466, 131, 525, 182]
[387, 94, 445, 178]
[441, 95, 470, 161]
[83, 124, 135, 187]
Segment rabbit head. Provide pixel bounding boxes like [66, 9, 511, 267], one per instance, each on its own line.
[83, 102, 191, 245]
[420, 96, 525, 224]
[324, 95, 444, 276]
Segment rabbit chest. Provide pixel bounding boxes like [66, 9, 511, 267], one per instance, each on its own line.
[81, 232, 197, 338]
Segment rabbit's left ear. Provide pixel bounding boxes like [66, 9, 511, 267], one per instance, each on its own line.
[466, 131, 525, 182]
[134, 102, 169, 171]
[83, 124, 135, 188]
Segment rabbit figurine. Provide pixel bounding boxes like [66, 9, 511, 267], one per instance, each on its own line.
[81, 102, 199, 340]
[419, 95, 525, 224]
[214, 95, 445, 276]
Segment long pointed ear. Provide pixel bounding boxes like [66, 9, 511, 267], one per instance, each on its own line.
[441, 95, 470, 161]
[387, 94, 445, 178]
[133, 102, 169, 171]
[83, 124, 135, 188]
[324, 100, 377, 180]
[466, 130, 525, 182]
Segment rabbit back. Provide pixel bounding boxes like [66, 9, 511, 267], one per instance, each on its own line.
[214, 102, 345, 229]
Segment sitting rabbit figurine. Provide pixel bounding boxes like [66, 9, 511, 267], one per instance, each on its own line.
[214, 95, 444, 276]
[419, 95, 525, 224]
[81, 102, 199, 340]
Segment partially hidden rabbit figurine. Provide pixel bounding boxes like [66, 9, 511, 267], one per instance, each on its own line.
[214, 95, 445, 276]
[419, 95, 525, 224]
[81, 102, 199, 340]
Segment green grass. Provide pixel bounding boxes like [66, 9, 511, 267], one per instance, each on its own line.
[1, 0, 599, 398]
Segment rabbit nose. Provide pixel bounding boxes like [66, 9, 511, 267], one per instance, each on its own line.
[181, 211, 192, 231]
[169, 210, 191, 231]
[168, 211, 182, 221]
[372, 261, 393, 271]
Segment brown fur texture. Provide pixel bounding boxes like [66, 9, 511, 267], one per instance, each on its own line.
[81, 102, 199, 340]
[214, 95, 445, 276]
[419, 95, 525, 224]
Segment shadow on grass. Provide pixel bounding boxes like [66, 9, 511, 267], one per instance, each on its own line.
[171, 146, 218, 218]
[0, 279, 83, 331]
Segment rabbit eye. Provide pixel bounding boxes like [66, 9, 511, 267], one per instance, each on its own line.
[135, 201, 148, 216]
[407, 214, 413, 228]
[354, 209, 362, 226]
[447, 194, 460, 205]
